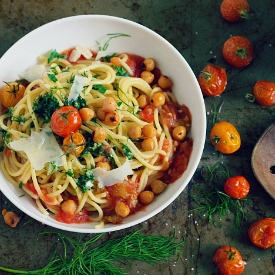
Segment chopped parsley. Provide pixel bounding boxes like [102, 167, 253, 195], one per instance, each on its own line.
[93, 84, 107, 95]
[75, 170, 95, 193]
[47, 162, 59, 175]
[47, 73, 58, 83]
[33, 92, 60, 122]
[69, 95, 86, 110]
[11, 115, 27, 124]
[48, 49, 66, 63]
[113, 65, 130, 77]
[122, 144, 134, 160]
[65, 169, 75, 177]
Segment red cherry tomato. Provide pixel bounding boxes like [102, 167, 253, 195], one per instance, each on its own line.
[51, 106, 82, 137]
[139, 105, 155, 123]
[213, 245, 246, 275]
[248, 218, 275, 249]
[198, 64, 227, 96]
[224, 175, 250, 199]
[253, 80, 275, 106]
[222, 36, 254, 68]
[220, 0, 252, 22]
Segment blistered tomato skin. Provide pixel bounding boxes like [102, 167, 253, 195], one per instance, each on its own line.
[220, 0, 251, 23]
[51, 106, 82, 137]
[210, 121, 241, 154]
[198, 64, 227, 96]
[213, 245, 246, 275]
[222, 36, 254, 68]
[224, 175, 250, 199]
[248, 218, 275, 249]
[253, 80, 275, 106]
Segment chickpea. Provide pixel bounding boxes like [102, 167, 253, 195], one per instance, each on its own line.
[61, 199, 77, 214]
[151, 91, 165, 107]
[142, 124, 157, 138]
[97, 107, 106, 121]
[139, 190, 154, 204]
[79, 107, 95, 121]
[151, 180, 167, 194]
[115, 201, 130, 217]
[128, 125, 142, 140]
[96, 161, 111, 171]
[158, 75, 173, 89]
[143, 58, 156, 71]
[93, 126, 107, 143]
[102, 96, 117, 112]
[137, 94, 149, 109]
[141, 71, 154, 84]
[172, 125, 187, 141]
[141, 137, 155, 151]
[104, 111, 120, 126]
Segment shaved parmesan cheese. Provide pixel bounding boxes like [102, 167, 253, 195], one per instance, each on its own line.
[94, 158, 134, 188]
[23, 64, 46, 82]
[68, 75, 88, 102]
[95, 51, 114, 61]
[10, 126, 63, 170]
[69, 45, 93, 62]
[76, 45, 92, 59]
[69, 48, 82, 62]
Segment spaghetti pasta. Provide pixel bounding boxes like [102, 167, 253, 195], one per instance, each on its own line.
[0, 45, 192, 228]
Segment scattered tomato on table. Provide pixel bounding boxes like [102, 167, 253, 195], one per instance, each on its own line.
[0, 81, 25, 108]
[222, 36, 254, 67]
[248, 218, 275, 249]
[51, 106, 82, 137]
[213, 245, 246, 275]
[224, 175, 250, 199]
[210, 121, 241, 154]
[198, 64, 227, 96]
[220, 0, 252, 22]
[253, 80, 275, 106]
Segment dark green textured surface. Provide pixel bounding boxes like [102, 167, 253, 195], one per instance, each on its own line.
[0, 1, 275, 274]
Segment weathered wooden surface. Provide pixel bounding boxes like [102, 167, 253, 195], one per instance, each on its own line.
[0, 0, 275, 274]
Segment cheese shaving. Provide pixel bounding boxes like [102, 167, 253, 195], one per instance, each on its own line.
[68, 75, 88, 102]
[10, 126, 63, 170]
[94, 158, 134, 188]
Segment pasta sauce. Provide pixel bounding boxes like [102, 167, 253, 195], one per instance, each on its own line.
[0, 44, 193, 228]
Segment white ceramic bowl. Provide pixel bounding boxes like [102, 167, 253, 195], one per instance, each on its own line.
[0, 15, 206, 233]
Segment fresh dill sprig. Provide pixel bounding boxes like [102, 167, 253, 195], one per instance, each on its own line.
[0, 230, 184, 274]
[189, 162, 252, 229]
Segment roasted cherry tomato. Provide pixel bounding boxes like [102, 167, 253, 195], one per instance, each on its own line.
[220, 0, 252, 22]
[63, 132, 86, 155]
[198, 64, 227, 96]
[222, 36, 254, 68]
[253, 80, 275, 106]
[210, 121, 241, 154]
[0, 82, 26, 108]
[248, 218, 275, 249]
[51, 106, 82, 137]
[213, 245, 246, 275]
[224, 175, 250, 199]
[139, 104, 155, 123]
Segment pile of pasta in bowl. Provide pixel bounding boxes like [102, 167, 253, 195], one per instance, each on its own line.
[0, 15, 206, 232]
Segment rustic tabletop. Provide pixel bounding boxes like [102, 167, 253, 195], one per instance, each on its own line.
[0, 0, 275, 274]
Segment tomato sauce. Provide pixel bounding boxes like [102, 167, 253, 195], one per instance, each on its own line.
[55, 209, 89, 224]
[161, 137, 193, 183]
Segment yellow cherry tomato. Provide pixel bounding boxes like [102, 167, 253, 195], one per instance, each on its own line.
[0, 82, 25, 108]
[210, 121, 241, 154]
[63, 132, 86, 155]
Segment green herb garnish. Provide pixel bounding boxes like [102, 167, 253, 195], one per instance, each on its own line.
[189, 162, 252, 229]
[47, 49, 65, 63]
[0, 230, 184, 274]
[33, 92, 60, 123]
[75, 169, 95, 193]
[113, 65, 130, 76]
[93, 84, 107, 94]
[47, 73, 58, 83]
[98, 33, 131, 51]
[122, 143, 134, 160]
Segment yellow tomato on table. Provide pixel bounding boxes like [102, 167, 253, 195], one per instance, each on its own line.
[210, 121, 241, 154]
